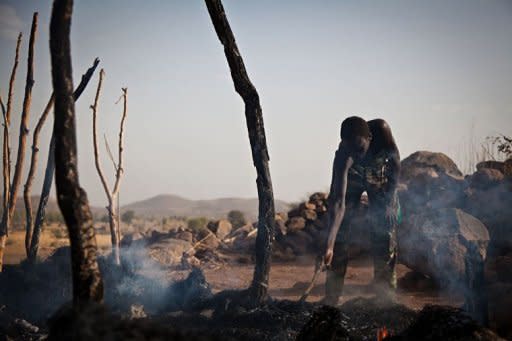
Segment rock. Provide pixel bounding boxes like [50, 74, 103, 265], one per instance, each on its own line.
[286, 217, 306, 232]
[476, 160, 505, 173]
[315, 204, 327, 214]
[6, 319, 40, 339]
[398, 208, 490, 287]
[487, 282, 512, 340]
[196, 229, 220, 250]
[399, 151, 466, 216]
[207, 219, 232, 240]
[275, 217, 287, 238]
[495, 255, 512, 282]
[504, 159, 512, 178]
[180, 253, 201, 270]
[285, 230, 314, 255]
[128, 304, 147, 319]
[287, 206, 302, 218]
[393, 305, 503, 341]
[120, 232, 145, 248]
[401, 151, 463, 183]
[173, 230, 194, 243]
[227, 223, 254, 239]
[301, 202, 316, 211]
[464, 184, 512, 255]
[302, 209, 317, 221]
[148, 238, 193, 265]
[148, 230, 169, 243]
[470, 168, 504, 190]
[309, 192, 327, 202]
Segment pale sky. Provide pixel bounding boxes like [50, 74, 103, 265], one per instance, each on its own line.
[0, 0, 511, 206]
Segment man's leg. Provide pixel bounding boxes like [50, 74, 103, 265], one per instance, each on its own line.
[324, 197, 360, 305]
[369, 192, 399, 291]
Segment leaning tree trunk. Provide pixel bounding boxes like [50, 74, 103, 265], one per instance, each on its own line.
[50, 0, 103, 304]
[27, 58, 100, 263]
[205, 0, 276, 305]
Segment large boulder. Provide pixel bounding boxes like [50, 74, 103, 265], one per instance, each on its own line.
[147, 237, 193, 265]
[469, 168, 504, 190]
[399, 151, 466, 215]
[463, 181, 512, 255]
[401, 151, 463, 182]
[398, 208, 489, 287]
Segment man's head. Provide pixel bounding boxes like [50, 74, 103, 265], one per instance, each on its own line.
[340, 116, 372, 159]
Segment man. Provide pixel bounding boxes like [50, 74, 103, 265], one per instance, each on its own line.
[323, 116, 401, 305]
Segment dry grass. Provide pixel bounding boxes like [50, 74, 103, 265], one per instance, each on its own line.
[4, 224, 112, 265]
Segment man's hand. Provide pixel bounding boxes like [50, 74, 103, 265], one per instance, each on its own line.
[324, 247, 334, 267]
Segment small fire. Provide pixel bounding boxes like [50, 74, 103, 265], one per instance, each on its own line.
[377, 326, 389, 341]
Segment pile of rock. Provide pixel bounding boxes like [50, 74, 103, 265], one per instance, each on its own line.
[277, 192, 329, 256]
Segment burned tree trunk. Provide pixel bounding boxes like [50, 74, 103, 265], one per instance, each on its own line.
[205, 0, 276, 305]
[24, 95, 54, 256]
[0, 14, 38, 271]
[91, 71, 127, 266]
[50, 0, 103, 303]
[27, 58, 100, 263]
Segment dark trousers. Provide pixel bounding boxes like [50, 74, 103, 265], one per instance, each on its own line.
[325, 191, 398, 301]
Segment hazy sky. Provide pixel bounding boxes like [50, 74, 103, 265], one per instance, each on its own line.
[0, 0, 511, 206]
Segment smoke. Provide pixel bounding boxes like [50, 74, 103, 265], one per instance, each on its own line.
[397, 162, 511, 324]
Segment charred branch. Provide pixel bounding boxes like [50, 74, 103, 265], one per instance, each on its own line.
[50, 0, 103, 303]
[27, 58, 100, 263]
[205, 0, 276, 305]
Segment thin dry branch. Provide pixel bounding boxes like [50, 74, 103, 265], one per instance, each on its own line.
[91, 69, 111, 200]
[112, 88, 127, 197]
[5, 33, 22, 125]
[1, 34, 21, 234]
[0, 15, 37, 270]
[91, 73, 128, 265]
[7, 12, 38, 221]
[24, 94, 54, 255]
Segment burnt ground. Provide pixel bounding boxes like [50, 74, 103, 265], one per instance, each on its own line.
[0, 250, 506, 340]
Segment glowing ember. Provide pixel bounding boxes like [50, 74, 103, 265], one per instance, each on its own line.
[377, 326, 389, 341]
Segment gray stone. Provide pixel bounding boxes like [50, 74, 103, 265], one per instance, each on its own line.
[398, 208, 490, 286]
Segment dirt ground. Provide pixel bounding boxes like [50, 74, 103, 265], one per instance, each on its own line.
[202, 256, 464, 312]
[5, 228, 462, 314]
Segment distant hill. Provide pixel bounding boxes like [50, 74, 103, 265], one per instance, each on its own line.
[121, 194, 291, 221]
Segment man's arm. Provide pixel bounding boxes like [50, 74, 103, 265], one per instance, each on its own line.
[385, 149, 401, 201]
[324, 148, 353, 266]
